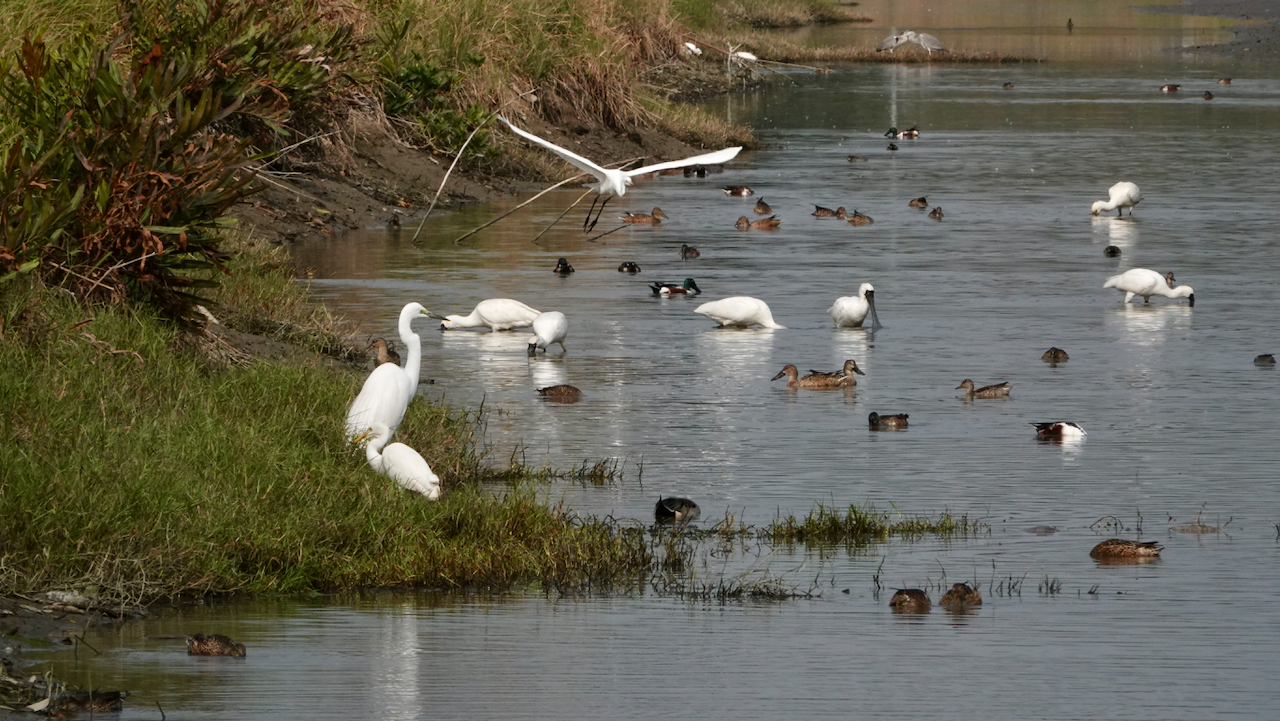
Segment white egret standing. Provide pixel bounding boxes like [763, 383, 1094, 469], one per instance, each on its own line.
[1091, 181, 1142, 216]
[528, 311, 569, 355]
[1104, 268, 1194, 306]
[354, 422, 442, 500]
[694, 297, 785, 329]
[439, 299, 542, 331]
[498, 116, 743, 231]
[828, 283, 882, 329]
[904, 30, 947, 54]
[344, 303, 431, 441]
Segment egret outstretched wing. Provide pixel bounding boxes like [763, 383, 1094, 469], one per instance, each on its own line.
[626, 147, 744, 177]
[498, 116, 610, 182]
[877, 34, 907, 51]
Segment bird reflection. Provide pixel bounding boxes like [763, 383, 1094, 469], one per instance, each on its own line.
[1108, 304, 1193, 347]
[1091, 215, 1138, 249]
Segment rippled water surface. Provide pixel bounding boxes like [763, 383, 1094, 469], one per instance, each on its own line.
[28, 11, 1280, 719]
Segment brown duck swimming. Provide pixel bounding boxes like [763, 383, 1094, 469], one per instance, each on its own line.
[956, 379, 1012, 398]
[621, 207, 668, 224]
[737, 215, 782, 230]
[1203, 91, 1214, 100]
[1002, 82, 1014, 89]
[812, 205, 846, 218]
[655, 497, 700, 527]
[537, 384, 583, 398]
[1041, 347, 1069, 363]
[939, 582, 982, 607]
[681, 244, 701, 259]
[368, 338, 401, 367]
[187, 634, 246, 657]
[1090, 538, 1162, 559]
[847, 210, 874, 226]
[929, 207, 944, 220]
[889, 588, 931, 613]
[754, 197, 772, 214]
[908, 196, 928, 209]
[1255, 354, 1276, 366]
[804, 359, 866, 387]
[869, 412, 908, 429]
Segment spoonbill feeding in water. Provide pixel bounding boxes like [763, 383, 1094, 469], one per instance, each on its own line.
[695, 296, 785, 329]
[1103, 268, 1194, 306]
[498, 116, 742, 231]
[528, 311, 569, 355]
[1091, 181, 1142, 216]
[439, 299, 542, 331]
[828, 283, 882, 329]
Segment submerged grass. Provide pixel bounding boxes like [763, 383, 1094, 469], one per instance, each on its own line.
[767, 503, 988, 546]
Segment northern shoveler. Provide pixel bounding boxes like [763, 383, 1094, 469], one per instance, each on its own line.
[680, 244, 701, 259]
[885, 125, 920, 139]
[908, 196, 928, 209]
[553, 257, 575, 274]
[367, 337, 401, 367]
[650, 278, 701, 296]
[1031, 421, 1085, 439]
[722, 186, 754, 197]
[1090, 539, 1162, 559]
[847, 210, 874, 226]
[869, 412, 909, 429]
[803, 359, 866, 387]
[812, 205, 845, 218]
[736, 215, 782, 230]
[1160, 84, 1180, 92]
[939, 582, 982, 607]
[1041, 347, 1070, 363]
[655, 497, 700, 526]
[1104, 268, 1194, 306]
[187, 634, 246, 657]
[889, 589, 931, 613]
[928, 206, 944, 220]
[754, 197, 772, 214]
[957, 379, 1012, 398]
[618, 261, 642, 273]
[621, 207, 668, 224]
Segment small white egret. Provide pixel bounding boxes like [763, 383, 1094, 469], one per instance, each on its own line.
[439, 298, 542, 331]
[1103, 268, 1194, 306]
[528, 311, 569, 355]
[354, 422, 442, 500]
[344, 303, 430, 441]
[694, 296, 785, 329]
[903, 30, 947, 54]
[498, 116, 742, 230]
[828, 283, 882, 329]
[1091, 182, 1142, 216]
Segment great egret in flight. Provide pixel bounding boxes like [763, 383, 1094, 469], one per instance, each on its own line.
[498, 116, 743, 231]
[344, 303, 431, 441]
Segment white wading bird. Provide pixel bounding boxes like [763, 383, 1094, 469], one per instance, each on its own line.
[828, 283, 882, 329]
[528, 311, 569, 355]
[498, 116, 743, 231]
[1104, 268, 1194, 306]
[439, 298, 542, 331]
[345, 303, 431, 441]
[1091, 182, 1142, 216]
[354, 422, 442, 500]
[694, 297, 785, 329]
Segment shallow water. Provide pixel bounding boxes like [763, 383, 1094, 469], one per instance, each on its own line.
[27, 9, 1280, 719]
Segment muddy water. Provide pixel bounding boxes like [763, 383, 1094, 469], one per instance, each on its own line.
[28, 8, 1280, 719]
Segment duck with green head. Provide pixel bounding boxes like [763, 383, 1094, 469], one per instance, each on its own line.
[650, 278, 701, 296]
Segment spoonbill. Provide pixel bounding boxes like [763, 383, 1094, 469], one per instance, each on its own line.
[354, 422, 442, 500]
[828, 283, 882, 328]
[498, 116, 742, 230]
[1103, 268, 1194, 306]
[528, 311, 568, 355]
[695, 296, 785, 329]
[439, 299, 542, 331]
[344, 303, 431, 440]
[1091, 181, 1142, 216]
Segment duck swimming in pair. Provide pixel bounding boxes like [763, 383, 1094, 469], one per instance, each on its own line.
[754, 198, 772, 214]
[650, 278, 701, 295]
[812, 205, 846, 219]
[681, 244, 701, 259]
[618, 261, 641, 273]
[621, 207, 668, 224]
[553, 257, 575, 274]
[929, 206, 944, 220]
[722, 186, 753, 197]
[847, 210, 874, 226]
[736, 215, 782, 229]
[908, 196, 928, 209]
[1103, 268, 1194, 306]
[695, 296, 785, 329]
[885, 126, 920, 139]
[828, 283, 882, 329]
[869, 412, 909, 429]
[957, 379, 1012, 398]
[803, 359, 866, 386]
[772, 360, 864, 389]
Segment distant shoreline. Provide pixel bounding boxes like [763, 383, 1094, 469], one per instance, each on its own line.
[1164, 0, 1280, 58]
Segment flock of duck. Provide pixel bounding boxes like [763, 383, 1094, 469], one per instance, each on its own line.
[339, 113, 1229, 605]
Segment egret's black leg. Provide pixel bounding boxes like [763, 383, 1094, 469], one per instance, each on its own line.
[587, 196, 610, 232]
[582, 196, 600, 230]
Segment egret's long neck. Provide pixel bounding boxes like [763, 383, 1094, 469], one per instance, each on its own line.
[398, 308, 423, 388]
[365, 432, 389, 470]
